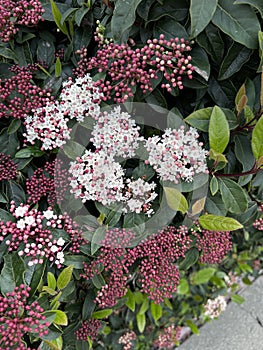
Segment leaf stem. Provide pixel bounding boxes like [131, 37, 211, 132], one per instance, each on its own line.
[214, 162, 259, 178]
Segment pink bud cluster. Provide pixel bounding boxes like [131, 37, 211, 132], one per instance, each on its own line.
[118, 330, 136, 350]
[0, 284, 49, 350]
[0, 0, 44, 42]
[0, 153, 17, 181]
[0, 203, 87, 267]
[253, 217, 263, 231]
[153, 325, 181, 349]
[26, 159, 68, 205]
[75, 319, 101, 341]
[0, 64, 51, 119]
[192, 224, 232, 264]
[75, 34, 194, 103]
[82, 226, 191, 306]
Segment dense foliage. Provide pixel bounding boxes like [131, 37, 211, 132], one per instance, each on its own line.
[0, 0, 263, 349]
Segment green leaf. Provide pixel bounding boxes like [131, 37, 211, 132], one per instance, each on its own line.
[7, 119, 21, 134]
[233, 0, 263, 17]
[44, 337, 63, 350]
[48, 272, 57, 290]
[138, 298, 149, 315]
[185, 107, 213, 131]
[7, 181, 26, 206]
[92, 274, 105, 289]
[191, 46, 210, 81]
[136, 313, 146, 333]
[177, 278, 189, 295]
[125, 289, 135, 312]
[219, 178, 248, 214]
[150, 302, 163, 322]
[209, 106, 230, 153]
[210, 176, 219, 195]
[92, 309, 113, 319]
[61, 7, 78, 24]
[45, 310, 68, 326]
[197, 23, 224, 64]
[199, 214, 243, 231]
[82, 290, 96, 320]
[234, 135, 255, 171]
[218, 42, 251, 80]
[191, 267, 216, 285]
[190, 0, 218, 38]
[231, 294, 245, 304]
[205, 192, 227, 216]
[37, 39, 55, 67]
[74, 6, 90, 26]
[15, 146, 45, 158]
[146, 0, 188, 24]
[0, 47, 17, 61]
[91, 226, 106, 255]
[0, 254, 26, 294]
[179, 247, 200, 270]
[163, 187, 188, 214]
[167, 107, 184, 129]
[154, 17, 188, 40]
[57, 265, 73, 290]
[185, 320, 199, 335]
[111, 0, 143, 43]
[252, 116, 263, 160]
[55, 57, 62, 78]
[63, 141, 86, 159]
[50, 0, 69, 36]
[212, 0, 260, 49]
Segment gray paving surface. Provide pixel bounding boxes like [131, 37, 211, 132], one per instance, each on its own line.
[179, 276, 263, 350]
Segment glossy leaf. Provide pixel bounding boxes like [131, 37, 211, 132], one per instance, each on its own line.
[252, 116, 263, 160]
[111, 0, 143, 43]
[136, 313, 146, 333]
[150, 302, 163, 322]
[234, 134, 255, 171]
[233, 0, 263, 17]
[191, 267, 216, 285]
[125, 289, 135, 312]
[190, 0, 218, 38]
[212, 0, 260, 49]
[219, 178, 248, 214]
[163, 187, 188, 214]
[0, 254, 26, 294]
[147, 0, 188, 24]
[209, 106, 230, 153]
[154, 17, 188, 40]
[179, 247, 199, 270]
[191, 46, 210, 81]
[197, 23, 224, 64]
[199, 214, 243, 231]
[92, 309, 113, 319]
[177, 278, 189, 295]
[57, 265, 73, 290]
[210, 176, 219, 196]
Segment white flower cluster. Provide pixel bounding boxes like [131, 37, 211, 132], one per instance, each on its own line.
[91, 106, 142, 158]
[145, 126, 208, 183]
[24, 102, 71, 150]
[204, 295, 227, 319]
[24, 73, 102, 150]
[60, 75, 103, 122]
[69, 150, 125, 206]
[122, 178, 157, 216]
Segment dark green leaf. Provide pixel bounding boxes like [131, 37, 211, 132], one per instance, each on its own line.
[0, 254, 26, 294]
[0, 47, 17, 61]
[154, 17, 188, 40]
[111, 0, 143, 43]
[147, 0, 188, 24]
[205, 192, 227, 216]
[75, 7, 90, 26]
[190, 0, 218, 38]
[25, 262, 46, 296]
[212, 0, 260, 49]
[7, 181, 26, 206]
[219, 178, 248, 214]
[218, 42, 252, 80]
[191, 46, 210, 81]
[7, 119, 21, 134]
[197, 24, 224, 64]
[63, 141, 86, 159]
[234, 134, 255, 171]
[234, 0, 263, 17]
[15, 146, 45, 158]
[91, 227, 106, 255]
[37, 39, 55, 67]
[179, 247, 200, 270]
[137, 0, 156, 21]
[82, 290, 96, 319]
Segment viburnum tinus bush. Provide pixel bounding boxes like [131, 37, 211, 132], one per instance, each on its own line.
[0, 0, 263, 349]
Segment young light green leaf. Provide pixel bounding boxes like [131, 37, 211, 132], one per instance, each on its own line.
[52, 310, 68, 326]
[219, 178, 248, 214]
[185, 107, 213, 132]
[191, 268, 216, 285]
[125, 289, 135, 312]
[150, 302, 163, 322]
[231, 294, 245, 304]
[209, 106, 230, 153]
[163, 187, 188, 214]
[57, 265, 73, 290]
[47, 272, 57, 290]
[177, 278, 189, 295]
[55, 57, 62, 77]
[235, 83, 246, 107]
[136, 313, 146, 333]
[191, 197, 206, 216]
[92, 309, 113, 319]
[210, 176, 219, 196]
[190, 0, 218, 38]
[138, 298, 149, 315]
[185, 320, 199, 335]
[252, 115, 263, 160]
[50, 0, 69, 36]
[199, 214, 243, 231]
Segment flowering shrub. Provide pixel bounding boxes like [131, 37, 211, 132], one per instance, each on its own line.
[0, 0, 262, 349]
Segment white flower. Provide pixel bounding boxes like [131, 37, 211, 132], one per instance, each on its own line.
[57, 237, 65, 246]
[204, 295, 227, 319]
[145, 126, 208, 183]
[43, 209, 54, 220]
[91, 106, 142, 158]
[14, 205, 28, 218]
[24, 215, 35, 226]
[56, 251, 64, 260]
[16, 219, 26, 230]
[50, 245, 59, 253]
